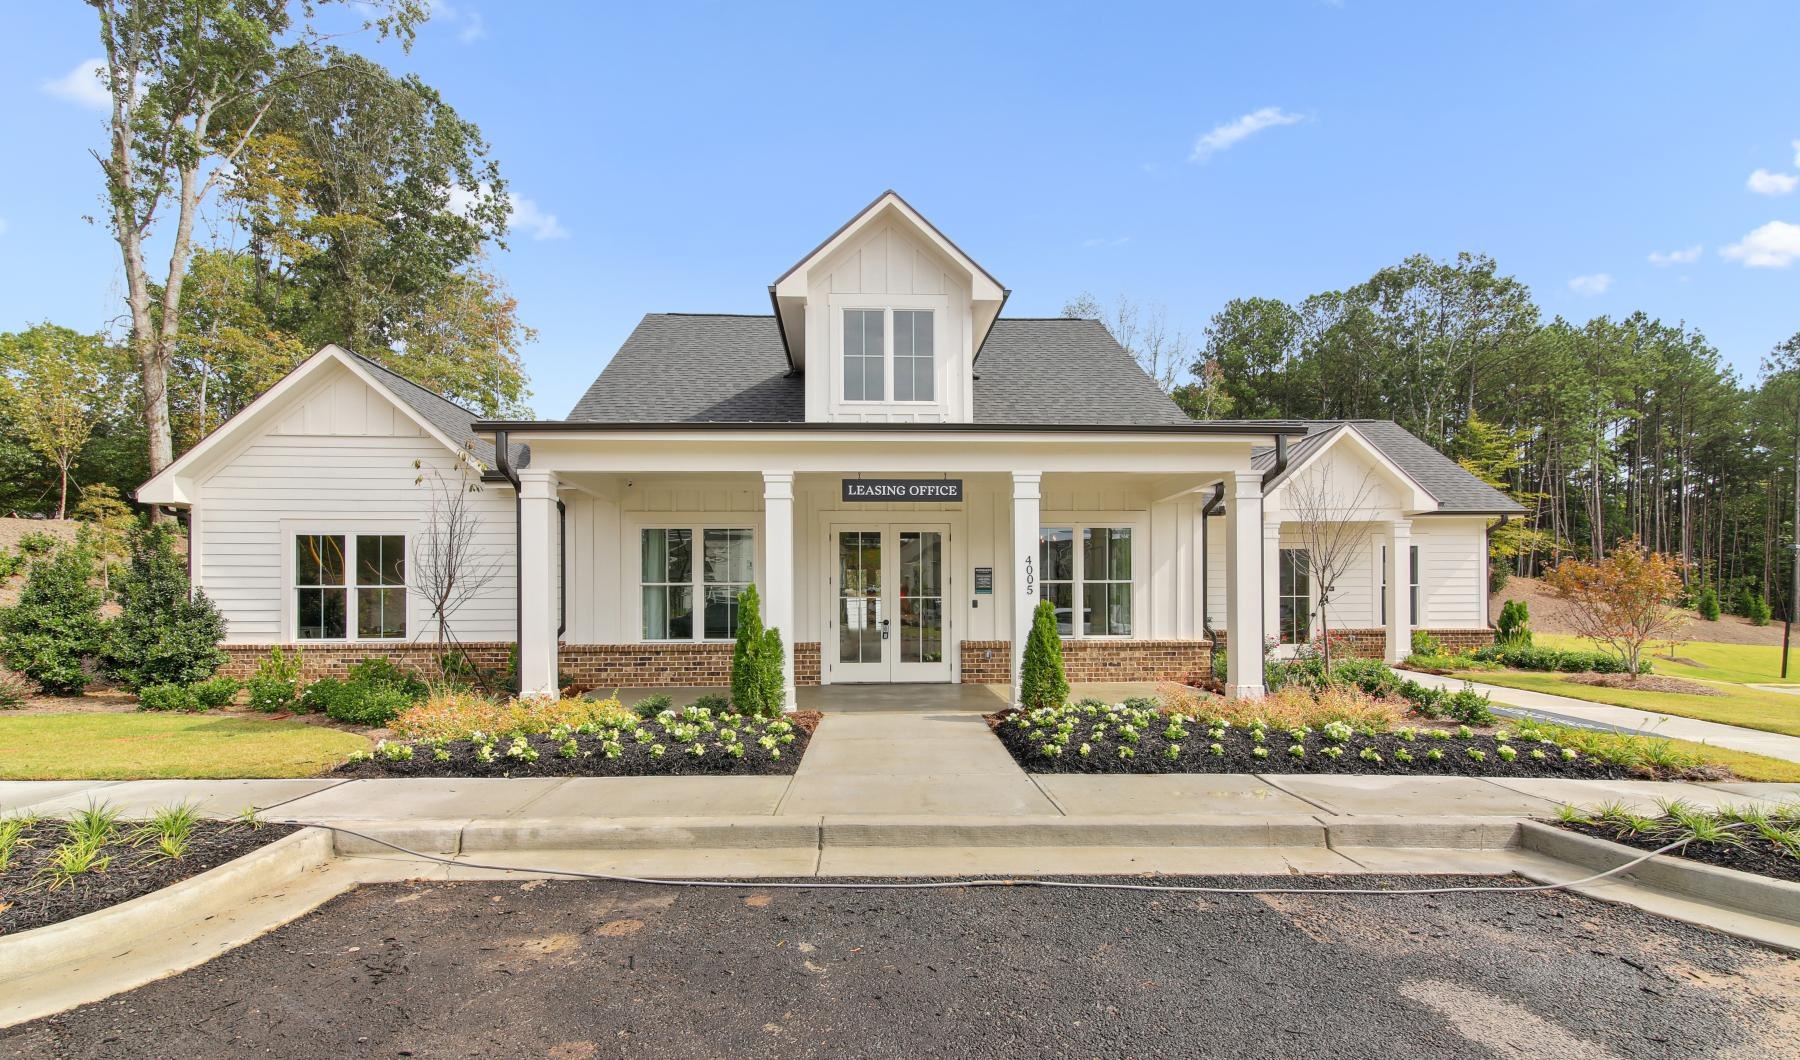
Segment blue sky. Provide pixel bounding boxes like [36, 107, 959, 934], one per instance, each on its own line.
[4, 2, 1799, 417]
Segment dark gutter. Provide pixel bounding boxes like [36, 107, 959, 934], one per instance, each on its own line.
[768, 285, 796, 373]
[494, 430, 523, 655]
[968, 288, 1011, 367]
[1200, 482, 1225, 646]
[1259, 433, 1290, 487]
[556, 499, 567, 638]
[473, 419, 1312, 437]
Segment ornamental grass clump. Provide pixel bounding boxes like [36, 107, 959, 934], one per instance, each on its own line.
[391, 689, 635, 741]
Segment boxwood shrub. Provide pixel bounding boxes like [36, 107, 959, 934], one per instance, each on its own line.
[1468, 644, 1643, 674]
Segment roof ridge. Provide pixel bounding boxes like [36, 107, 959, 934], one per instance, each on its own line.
[654, 312, 778, 319]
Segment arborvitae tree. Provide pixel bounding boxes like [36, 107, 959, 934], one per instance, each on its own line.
[1019, 600, 1069, 710]
[0, 541, 105, 693]
[1696, 585, 1720, 621]
[731, 584, 768, 713]
[757, 624, 787, 718]
[100, 521, 227, 690]
[1495, 599, 1532, 647]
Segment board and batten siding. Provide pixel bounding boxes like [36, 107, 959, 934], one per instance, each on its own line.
[192, 363, 516, 645]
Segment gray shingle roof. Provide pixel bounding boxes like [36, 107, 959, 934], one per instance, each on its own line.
[565, 314, 1190, 426]
[346, 350, 528, 471]
[1253, 419, 1525, 514]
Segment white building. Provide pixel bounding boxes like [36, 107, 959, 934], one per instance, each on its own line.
[138, 192, 1521, 706]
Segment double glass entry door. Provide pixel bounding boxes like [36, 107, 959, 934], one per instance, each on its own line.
[831, 525, 950, 683]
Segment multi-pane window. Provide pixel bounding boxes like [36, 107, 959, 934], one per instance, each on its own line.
[642, 527, 754, 641]
[1039, 525, 1133, 638]
[1280, 547, 1311, 644]
[893, 309, 934, 401]
[1379, 544, 1388, 625]
[842, 309, 885, 401]
[1409, 544, 1421, 625]
[295, 534, 405, 640]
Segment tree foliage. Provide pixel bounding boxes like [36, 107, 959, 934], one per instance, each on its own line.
[0, 542, 106, 694]
[0, 325, 126, 518]
[1541, 541, 1688, 676]
[100, 521, 228, 690]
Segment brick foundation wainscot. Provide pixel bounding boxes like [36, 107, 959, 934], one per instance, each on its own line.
[220, 642, 513, 682]
[558, 643, 823, 689]
[1310, 628, 1498, 658]
[957, 640, 1213, 685]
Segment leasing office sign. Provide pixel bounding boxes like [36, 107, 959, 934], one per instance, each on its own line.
[841, 478, 964, 503]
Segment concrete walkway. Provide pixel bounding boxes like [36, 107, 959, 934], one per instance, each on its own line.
[1407, 670, 1800, 764]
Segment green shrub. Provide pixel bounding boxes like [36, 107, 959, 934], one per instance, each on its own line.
[323, 683, 413, 727]
[1331, 658, 1401, 697]
[1410, 629, 1445, 657]
[137, 683, 203, 713]
[0, 669, 31, 709]
[1441, 683, 1496, 725]
[0, 550, 25, 581]
[15, 532, 57, 556]
[1266, 653, 1327, 693]
[1495, 600, 1531, 647]
[1696, 586, 1720, 621]
[1748, 595, 1773, 627]
[190, 675, 241, 709]
[1468, 644, 1641, 675]
[299, 677, 356, 716]
[1398, 678, 1446, 717]
[246, 647, 304, 713]
[728, 585, 786, 717]
[1019, 599, 1069, 710]
[692, 693, 732, 714]
[0, 545, 104, 694]
[99, 522, 228, 691]
[345, 656, 429, 701]
[632, 692, 674, 719]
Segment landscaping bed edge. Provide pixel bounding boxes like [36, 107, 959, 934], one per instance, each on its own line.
[0, 826, 333, 983]
[1517, 820, 1800, 924]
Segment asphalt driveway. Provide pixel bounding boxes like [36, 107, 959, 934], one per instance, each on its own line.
[5, 875, 1796, 1058]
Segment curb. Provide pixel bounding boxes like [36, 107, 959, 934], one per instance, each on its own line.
[0, 827, 334, 990]
[1517, 821, 1800, 925]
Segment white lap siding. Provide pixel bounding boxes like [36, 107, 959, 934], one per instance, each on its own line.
[192, 374, 516, 644]
[1410, 517, 1489, 628]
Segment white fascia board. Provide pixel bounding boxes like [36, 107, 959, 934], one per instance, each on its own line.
[1267, 424, 1439, 514]
[135, 344, 479, 506]
[771, 192, 1004, 302]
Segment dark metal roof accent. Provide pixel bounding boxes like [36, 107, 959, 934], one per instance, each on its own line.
[474, 418, 1311, 436]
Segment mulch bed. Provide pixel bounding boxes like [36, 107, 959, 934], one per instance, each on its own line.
[990, 712, 1649, 780]
[0, 821, 297, 936]
[330, 712, 818, 780]
[1562, 673, 1727, 696]
[1558, 821, 1800, 884]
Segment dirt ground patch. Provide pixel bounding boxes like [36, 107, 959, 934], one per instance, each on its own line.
[1562, 673, 1729, 696]
[1493, 575, 1780, 646]
[5, 875, 1796, 1058]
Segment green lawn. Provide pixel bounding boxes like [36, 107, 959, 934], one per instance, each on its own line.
[1456, 667, 1800, 740]
[1533, 632, 1797, 686]
[0, 713, 369, 780]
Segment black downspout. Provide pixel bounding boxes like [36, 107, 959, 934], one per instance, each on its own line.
[1485, 515, 1510, 629]
[1200, 482, 1226, 656]
[494, 431, 523, 659]
[556, 499, 567, 638]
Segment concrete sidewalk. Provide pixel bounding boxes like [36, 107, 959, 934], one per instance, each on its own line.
[1406, 670, 1800, 764]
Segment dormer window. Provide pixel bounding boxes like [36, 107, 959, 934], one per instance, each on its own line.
[841, 307, 936, 404]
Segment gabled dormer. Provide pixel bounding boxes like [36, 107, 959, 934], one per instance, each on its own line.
[770, 191, 1007, 423]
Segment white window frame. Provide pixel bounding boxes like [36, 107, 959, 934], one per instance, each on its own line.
[628, 516, 762, 644]
[280, 519, 413, 643]
[1410, 544, 1421, 626]
[1279, 546, 1312, 645]
[827, 293, 947, 412]
[1037, 514, 1145, 640]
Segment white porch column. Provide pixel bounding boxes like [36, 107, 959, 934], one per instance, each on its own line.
[762, 471, 797, 712]
[518, 469, 560, 697]
[1262, 516, 1282, 648]
[1386, 518, 1412, 664]
[1224, 472, 1266, 699]
[1010, 471, 1042, 706]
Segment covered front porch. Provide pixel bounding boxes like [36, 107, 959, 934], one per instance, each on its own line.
[607, 682, 1167, 714]
[484, 422, 1293, 708]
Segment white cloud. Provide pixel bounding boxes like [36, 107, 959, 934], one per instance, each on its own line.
[1189, 107, 1304, 162]
[447, 184, 567, 240]
[1721, 220, 1800, 268]
[1568, 273, 1612, 296]
[430, 1, 487, 44]
[1647, 244, 1702, 266]
[1748, 169, 1798, 196]
[509, 195, 567, 240]
[42, 57, 110, 110]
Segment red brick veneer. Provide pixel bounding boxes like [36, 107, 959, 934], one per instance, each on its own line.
[956, 639, 1213, 684]
[558, 642, 823, 688]
[220, 642, 511, 681]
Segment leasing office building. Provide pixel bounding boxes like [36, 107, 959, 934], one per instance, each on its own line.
[138, 192, 1520, 707]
